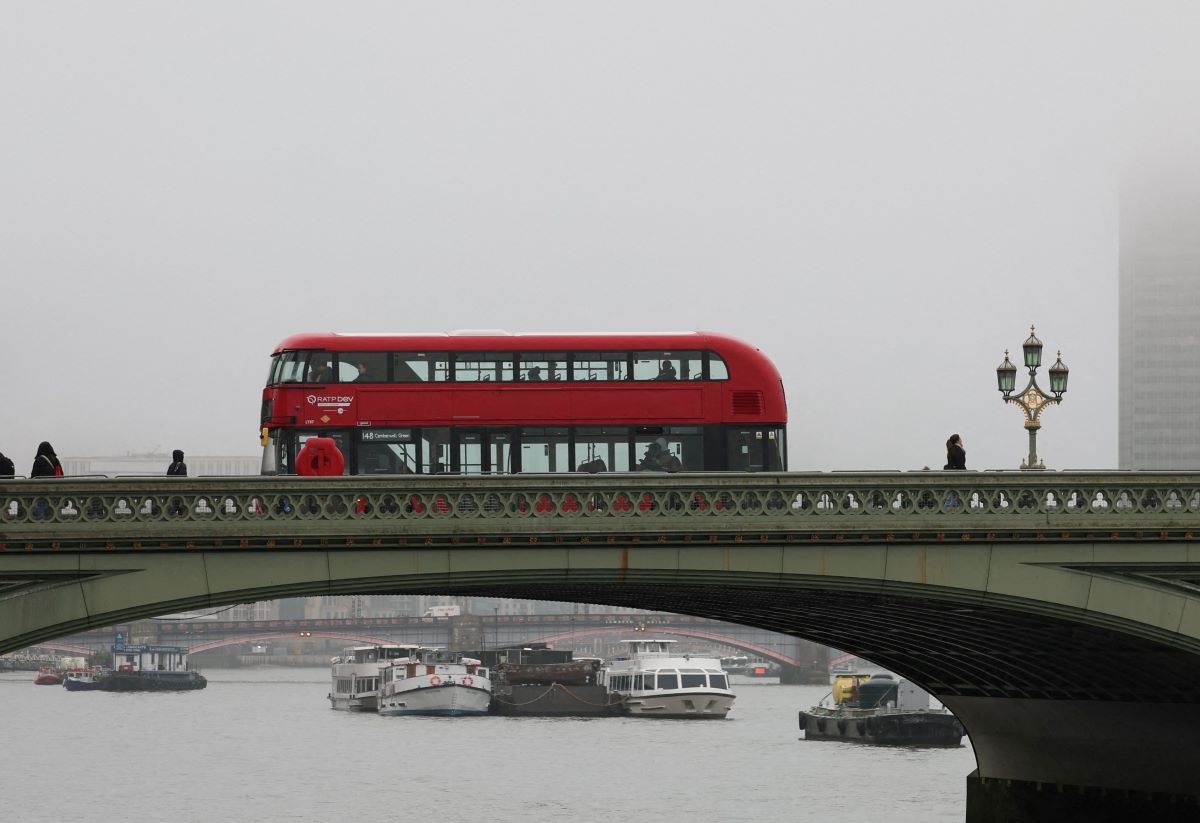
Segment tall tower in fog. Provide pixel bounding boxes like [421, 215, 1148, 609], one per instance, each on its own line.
[1119, 175, 1200, 469]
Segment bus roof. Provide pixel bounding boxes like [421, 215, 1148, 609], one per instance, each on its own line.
[271, 331, 765, 357]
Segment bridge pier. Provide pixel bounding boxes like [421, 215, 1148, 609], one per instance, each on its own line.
[948, 696, 1200, 822]
[965, 772, 1200, 823]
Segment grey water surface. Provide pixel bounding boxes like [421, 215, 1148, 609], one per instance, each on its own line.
[0, 669, 976, 822]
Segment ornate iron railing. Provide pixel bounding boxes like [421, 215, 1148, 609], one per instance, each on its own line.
[3, 473, 1200, 549]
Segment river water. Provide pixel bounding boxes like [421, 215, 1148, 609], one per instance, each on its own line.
[0, 669, 976, 822]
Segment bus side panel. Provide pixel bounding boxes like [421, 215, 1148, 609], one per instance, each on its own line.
[358, 390, 452, 422]
[452, 389, 571, 422]
[570, 388, 704, 423]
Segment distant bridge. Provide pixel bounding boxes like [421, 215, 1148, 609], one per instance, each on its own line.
[63, 613, 817, 668]
[4, 471, 1200, 821]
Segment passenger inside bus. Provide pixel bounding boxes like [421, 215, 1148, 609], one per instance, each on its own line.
[526, 366, 544, 382]
[638, 438, 682, 472]
[307, 359, 333, 383]
[655, 360, 677, 381]
[352, 362, 372, 382]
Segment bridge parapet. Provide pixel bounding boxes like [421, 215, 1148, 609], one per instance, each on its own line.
[3, 472, 1199, 549]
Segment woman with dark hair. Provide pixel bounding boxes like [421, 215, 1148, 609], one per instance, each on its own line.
[944, 434, 966, 470]
[30, 441, 63, 478]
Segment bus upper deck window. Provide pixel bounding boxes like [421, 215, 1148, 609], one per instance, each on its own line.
[708, 353, 729, 380]
[337, 352, 388, 383]
[277, 352, 308, 383]
[394, 353, 449, 383]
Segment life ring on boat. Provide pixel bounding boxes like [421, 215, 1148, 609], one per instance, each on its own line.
[429, 675, 442, 686]
[462, 676, 473, 686]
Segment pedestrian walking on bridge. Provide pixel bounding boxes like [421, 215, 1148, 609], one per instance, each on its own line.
[944, 434, 966, 470]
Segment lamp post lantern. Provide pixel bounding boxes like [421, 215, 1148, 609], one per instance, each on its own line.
[996, 325, 1069, 470]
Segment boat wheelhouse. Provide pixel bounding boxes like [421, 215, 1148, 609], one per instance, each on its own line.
[602, 639, 735, 718]
[378, 648, 491, 717]
[329, 644, 423, 711]
[104, 638, 206, 691]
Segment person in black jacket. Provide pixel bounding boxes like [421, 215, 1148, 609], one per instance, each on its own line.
[944, 434, 966, 470]
[167, 450, 187, 476]
[0, 451, 14, 478]
[30, 441, 63, 478]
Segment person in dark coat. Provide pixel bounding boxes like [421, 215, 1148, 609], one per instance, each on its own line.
[0, 451, 14, 478]
[167, 450, 188, 477]
[31, 441, 63, 478]
[944, 434, 966, 470]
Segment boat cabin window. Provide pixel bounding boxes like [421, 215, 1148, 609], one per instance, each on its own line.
[680, 673, 706, 688]
[657, 673, 678, 689]
[709, 673, 728, 689]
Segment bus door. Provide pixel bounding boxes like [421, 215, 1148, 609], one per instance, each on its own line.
[451, 428, 515, 474]
[725, 427, 786, 472]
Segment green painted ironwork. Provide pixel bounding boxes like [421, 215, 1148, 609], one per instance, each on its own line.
[3, 472, 1199, 548]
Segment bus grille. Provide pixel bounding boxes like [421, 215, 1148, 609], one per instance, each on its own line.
[731, 391, 764, 415]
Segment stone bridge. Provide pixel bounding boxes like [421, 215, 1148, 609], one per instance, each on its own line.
[3, 471, 1200, 821]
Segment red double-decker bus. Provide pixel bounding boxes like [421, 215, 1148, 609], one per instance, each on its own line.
[260, 331, 786, 475]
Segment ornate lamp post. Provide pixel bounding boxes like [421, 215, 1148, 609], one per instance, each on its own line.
[996, 325, 1069, 470]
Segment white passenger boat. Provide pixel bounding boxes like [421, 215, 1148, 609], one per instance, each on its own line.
[601, 639, 735, 718]
[329, 644, 422, 711]
[377, 648, 492, 716]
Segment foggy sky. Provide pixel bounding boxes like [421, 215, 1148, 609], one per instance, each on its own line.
[3, 2, 1198, 473]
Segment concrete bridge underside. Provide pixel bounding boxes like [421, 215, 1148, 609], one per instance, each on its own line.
[5, 472, 1200, 821]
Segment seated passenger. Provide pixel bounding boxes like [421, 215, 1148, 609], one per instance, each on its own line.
[655, 360, 677, 381]
[307, 359, 333, 383]
[352, 362, 372, 382]
[526, 366, 544, 382]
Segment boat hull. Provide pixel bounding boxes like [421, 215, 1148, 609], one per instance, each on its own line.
[378, 684, 491, 716]
[621, 690, 734, 718]
[64, 678, 104, 691]
[98, 672, 208, 692]
[491, 684, 625, 716]
[329, 693, 378, 712]
[34, 673, 63, 686]
[799, 708, 964, 747]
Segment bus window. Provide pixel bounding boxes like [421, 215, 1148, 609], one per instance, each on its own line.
[633, 352, 693, 382]
[635, 432, 685, 472]
[266, 355, 283, 386]
[520, 427, 569, 472]
[277, 351, 308, 384]
[394, 353, 450, 383]
[766, 427, 786, 470]
[338, 352, 388, 383]
[708, 353, 729, 380]
[422, 428, 451, 473]
[519, 353, 567, 383]
[358, 429, 416, 474]
[677, 352, 704, 381]
[305, 355, 335, 384]
[454, 352, 516, 382]
[575, 427, 631, 472]
[573, 352, 630, 382]
[489, 431, 514, 474]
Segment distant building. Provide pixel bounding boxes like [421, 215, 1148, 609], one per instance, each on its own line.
[1119, 175, 1200, 469]
[61, 453, 260, 476]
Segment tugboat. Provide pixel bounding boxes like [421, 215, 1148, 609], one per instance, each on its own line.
[798, 672, 963, 746]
